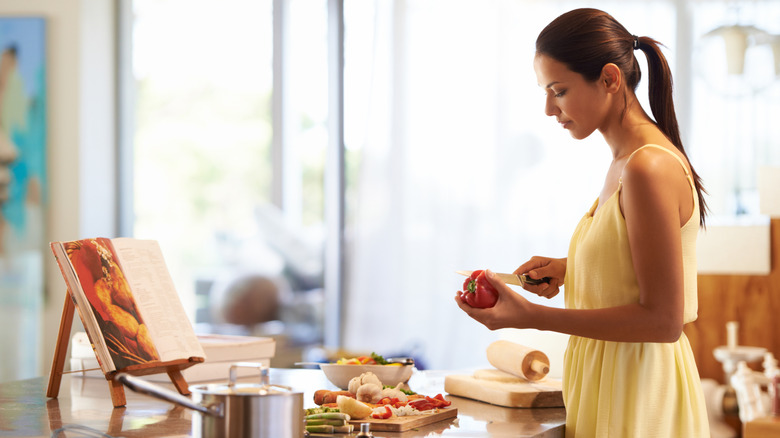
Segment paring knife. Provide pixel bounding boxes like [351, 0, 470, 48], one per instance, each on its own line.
[456, 270, 551, 286]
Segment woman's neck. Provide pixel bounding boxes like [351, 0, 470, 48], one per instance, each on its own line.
[600, 94, 665, 160]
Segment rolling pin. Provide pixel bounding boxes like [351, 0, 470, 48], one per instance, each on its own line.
[486, 340, 550, 381]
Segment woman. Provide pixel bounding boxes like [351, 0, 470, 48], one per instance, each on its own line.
[456, 8, 710, 437]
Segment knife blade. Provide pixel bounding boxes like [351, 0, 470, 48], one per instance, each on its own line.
[455, 270, 550, 286]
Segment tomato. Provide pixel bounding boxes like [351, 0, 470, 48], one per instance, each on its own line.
[460, 269, 498, 308]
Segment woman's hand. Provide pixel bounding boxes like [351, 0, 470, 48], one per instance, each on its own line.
[455, 269, 538, 331]
[514, 256, 566, 299]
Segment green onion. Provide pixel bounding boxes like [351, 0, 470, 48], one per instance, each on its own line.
[305, 407, 340, 416]
[305, 424, 334, 433]
[305, 418, 348, 427]
[305, 412, 351, 421]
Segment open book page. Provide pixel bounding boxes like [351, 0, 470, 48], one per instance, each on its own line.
[111, 238, 205, 362]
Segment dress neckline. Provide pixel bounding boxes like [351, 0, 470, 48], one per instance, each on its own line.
[587, 144, 697, 222]
[587, 189, 619, 218]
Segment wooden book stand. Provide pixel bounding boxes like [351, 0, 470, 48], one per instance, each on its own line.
[47, 293, 204, 408]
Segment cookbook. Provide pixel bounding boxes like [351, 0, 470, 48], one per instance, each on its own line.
[50, 237, 205, 374]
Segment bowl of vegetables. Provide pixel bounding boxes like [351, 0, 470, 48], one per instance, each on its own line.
[319, 353, 414, 390]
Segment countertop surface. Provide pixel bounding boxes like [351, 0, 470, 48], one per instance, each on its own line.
[744, 416, 780, 438]
[0, 368, 565, 437]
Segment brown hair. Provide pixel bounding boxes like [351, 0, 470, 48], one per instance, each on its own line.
[536, 8, 707, 226]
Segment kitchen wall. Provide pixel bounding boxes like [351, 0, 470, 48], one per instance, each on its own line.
[0, 0, 117, 379]
[687, 217, 780, 384]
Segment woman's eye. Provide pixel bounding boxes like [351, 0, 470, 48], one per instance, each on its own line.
[554, 90, 567, 98]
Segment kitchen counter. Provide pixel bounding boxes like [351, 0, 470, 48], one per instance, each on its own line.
[744, 416, 780, 438]
[0, 368, 565, 437]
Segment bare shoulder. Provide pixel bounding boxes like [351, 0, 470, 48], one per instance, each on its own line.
[620, 145, 693, 224]
[621, 145, 690, 187]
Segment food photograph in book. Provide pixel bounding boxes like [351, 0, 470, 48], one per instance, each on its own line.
[64, 238, 161, 369]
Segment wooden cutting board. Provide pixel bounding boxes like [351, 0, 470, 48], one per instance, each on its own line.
[444, 370, 564, 408]
[348, 408, 457, 432]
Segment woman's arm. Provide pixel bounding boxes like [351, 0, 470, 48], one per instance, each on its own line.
[456, 148, 691, 343]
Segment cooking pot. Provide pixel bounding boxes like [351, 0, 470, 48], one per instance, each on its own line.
[115, 362, 303, 438]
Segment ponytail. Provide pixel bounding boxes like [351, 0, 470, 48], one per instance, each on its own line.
[636, 37, 708, 227]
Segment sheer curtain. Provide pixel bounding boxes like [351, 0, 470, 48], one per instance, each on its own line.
[341, 0, 676, 371]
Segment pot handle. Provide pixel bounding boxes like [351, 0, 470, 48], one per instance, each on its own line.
[228, 362, 269, 387]
[115, 373, 221, 417]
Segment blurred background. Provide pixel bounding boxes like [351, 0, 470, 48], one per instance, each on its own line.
[1, 0, 779, 387]
[126, 0, 780, 372]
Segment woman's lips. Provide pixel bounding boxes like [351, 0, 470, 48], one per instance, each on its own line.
[558, 120, 570, 129]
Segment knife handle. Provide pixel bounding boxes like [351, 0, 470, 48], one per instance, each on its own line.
[521, 275, 551, 285]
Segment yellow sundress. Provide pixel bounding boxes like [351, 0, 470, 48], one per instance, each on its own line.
[563, 145, 710, 437]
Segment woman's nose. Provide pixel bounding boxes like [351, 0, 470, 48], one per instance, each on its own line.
[544, 96, 559, 117]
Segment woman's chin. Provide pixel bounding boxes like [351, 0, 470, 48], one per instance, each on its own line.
[568, 127, 595, 140]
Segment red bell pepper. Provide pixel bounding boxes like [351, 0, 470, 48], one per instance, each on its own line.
[407, 394, 452, 412]
[378, 397, 401, 406]
[371, 405, 393, 419]
[408, 398, 434, 411]
[431, 394, 452, 407]
[460, 269, 498, 308]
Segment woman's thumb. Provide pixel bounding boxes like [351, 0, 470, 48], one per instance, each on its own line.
[528, 269, 549, 280]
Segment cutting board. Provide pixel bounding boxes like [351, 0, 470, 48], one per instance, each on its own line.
[444, 370, 563, 408]
[348, 408, 457, 432]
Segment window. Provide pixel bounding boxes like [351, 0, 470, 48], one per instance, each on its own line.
[131, 0, 327, 357]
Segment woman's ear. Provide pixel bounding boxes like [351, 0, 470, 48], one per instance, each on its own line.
[600, 63, 621, 93]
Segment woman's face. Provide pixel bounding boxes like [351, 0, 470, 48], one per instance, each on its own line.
[533, 54, 609, 140]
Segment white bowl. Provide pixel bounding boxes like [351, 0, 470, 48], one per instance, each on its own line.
[319, 364, 414, 390]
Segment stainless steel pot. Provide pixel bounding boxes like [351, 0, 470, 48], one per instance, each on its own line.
[116, 362, 303, 438]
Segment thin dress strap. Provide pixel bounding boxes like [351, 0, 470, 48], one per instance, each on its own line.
[618, 144, 691, 187]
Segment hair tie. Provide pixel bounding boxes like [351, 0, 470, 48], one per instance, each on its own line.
[633, 35, 640, 50]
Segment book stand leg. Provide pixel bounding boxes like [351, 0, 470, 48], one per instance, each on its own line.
[107, 377, 128, 407]
[46, 294, 75, 401]
[167, 369, 190, 395]
[47, 291, 202, 408]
